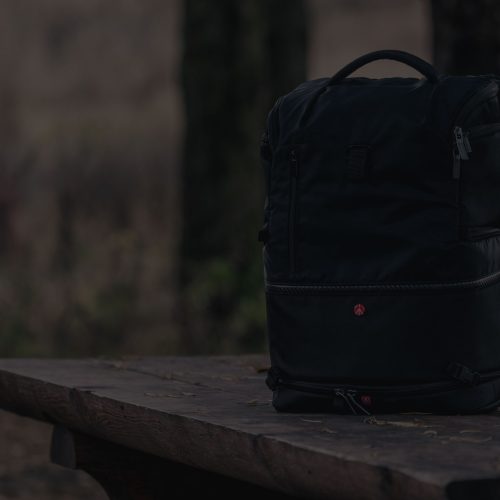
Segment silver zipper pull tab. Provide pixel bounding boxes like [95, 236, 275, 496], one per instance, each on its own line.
[335, 390, 357, 415]
[454, 126, 470, 160]
[335, 389, 371, 416]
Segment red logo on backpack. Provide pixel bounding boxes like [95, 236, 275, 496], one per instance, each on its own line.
[360, 395, 372, 406]
[353, 303, 366, 316]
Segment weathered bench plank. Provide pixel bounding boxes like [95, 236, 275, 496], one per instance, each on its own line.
[1, 356, 500, 499]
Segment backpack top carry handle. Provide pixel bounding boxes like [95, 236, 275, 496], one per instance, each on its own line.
[328, 50, 440, 85]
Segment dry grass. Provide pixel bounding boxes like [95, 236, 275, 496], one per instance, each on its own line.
[0, 0, 183, 358]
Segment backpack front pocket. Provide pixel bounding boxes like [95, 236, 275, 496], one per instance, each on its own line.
[460, 123, 500, 232]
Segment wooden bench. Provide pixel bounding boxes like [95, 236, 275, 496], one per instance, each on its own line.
[1, 356, 500, 500]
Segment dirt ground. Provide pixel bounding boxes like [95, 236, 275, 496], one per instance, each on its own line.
[0, 410, 106, 500]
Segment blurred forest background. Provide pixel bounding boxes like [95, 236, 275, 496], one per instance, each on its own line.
[0, 0, 430, 361]
[1, 0, 498, 498]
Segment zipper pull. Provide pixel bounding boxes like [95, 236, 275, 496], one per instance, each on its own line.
[335, 389, 371, 416]
[346, 390, 372, 416]
[335, 390, 356, 414]
[290, 149, 299, 177]
[453, 127, 472, 179]
[454, 126, 470, 160]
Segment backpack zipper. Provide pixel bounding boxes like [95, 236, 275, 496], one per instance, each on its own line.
[289, 149, 299, 274]
[266, 268, 500, 295]
[452, 81, 499, 179]
[278, 369, 500, 396]
[453, 126, 472, 179]
[279, 378, 458, 397]
[260, 132, 272, 236]
[335, 389, 372, 416]
[272, 368, 500, 415]
[276, 379, 458, 417]
[453, 122, 500, 179]
[453, 81, 499, 129]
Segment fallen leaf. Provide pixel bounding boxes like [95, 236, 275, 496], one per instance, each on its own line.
[423, 430, 438, 436]
[245, 400, 269, 406]
[256, 366, 271, 373]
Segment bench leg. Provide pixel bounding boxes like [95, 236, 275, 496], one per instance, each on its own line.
[50, 425, 294, 500]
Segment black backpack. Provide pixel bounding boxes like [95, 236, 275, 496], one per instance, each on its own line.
[260, 50, 500, 415]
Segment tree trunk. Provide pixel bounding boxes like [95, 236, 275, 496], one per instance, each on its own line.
[431, 0, 500, 74]
[180, 0, 307, 353]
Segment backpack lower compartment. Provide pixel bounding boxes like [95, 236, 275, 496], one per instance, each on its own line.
[265, 272, 500, 414]
[268, 375, 500, 415]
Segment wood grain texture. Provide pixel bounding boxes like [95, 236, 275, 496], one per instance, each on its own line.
[1, 355, 500, 499]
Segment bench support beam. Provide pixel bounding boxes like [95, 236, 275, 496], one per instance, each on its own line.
[50, 425, 293, 500]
